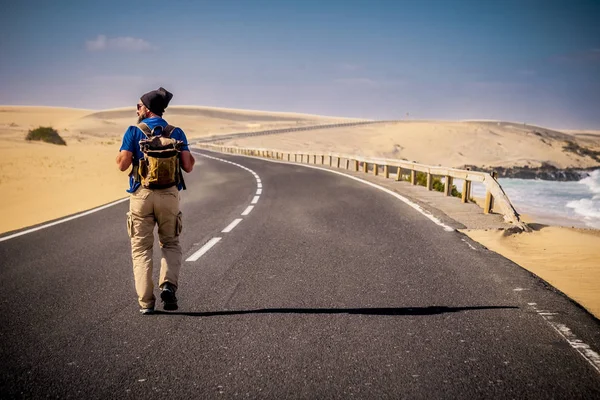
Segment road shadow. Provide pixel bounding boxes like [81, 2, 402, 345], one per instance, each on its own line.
[153, 305, 518, 317]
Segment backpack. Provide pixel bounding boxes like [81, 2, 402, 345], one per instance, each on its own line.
[134, 122, 186, 190]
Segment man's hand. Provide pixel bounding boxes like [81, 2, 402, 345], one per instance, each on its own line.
[116, 150, 133, 172]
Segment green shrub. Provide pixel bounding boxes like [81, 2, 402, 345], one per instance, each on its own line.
[26, 126, 66, 145]
[563, 141, 600, 162]
[415, 171, 460, 197]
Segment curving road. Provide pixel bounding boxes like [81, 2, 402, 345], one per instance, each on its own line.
[1, 149, 599, 399]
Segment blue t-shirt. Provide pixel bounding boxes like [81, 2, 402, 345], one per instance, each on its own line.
[119, 117, 190, 193]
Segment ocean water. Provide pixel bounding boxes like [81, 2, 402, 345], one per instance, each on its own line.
[466, 169, 600, 229]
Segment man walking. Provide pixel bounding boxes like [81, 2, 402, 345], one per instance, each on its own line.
[116, 87, 195, 314]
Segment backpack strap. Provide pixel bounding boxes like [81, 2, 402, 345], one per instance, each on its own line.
[163, 124, 176, 138]
[137, 122, 152, 138]
[137, 123, 177, 138]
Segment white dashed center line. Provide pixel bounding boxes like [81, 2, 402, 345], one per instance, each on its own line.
[186, 237, 222, 262]
[222, 218, 243, 233]
[241, 206, 254, 216]
[187, 152, 262, 261]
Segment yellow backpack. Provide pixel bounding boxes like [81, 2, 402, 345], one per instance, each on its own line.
[135, 123, 185, 189]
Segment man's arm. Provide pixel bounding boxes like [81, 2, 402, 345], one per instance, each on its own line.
[116, 150, 133, 172]
[180, 150, 195, 173]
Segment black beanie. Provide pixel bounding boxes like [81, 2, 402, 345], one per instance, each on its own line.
[140, 87, 173, 116]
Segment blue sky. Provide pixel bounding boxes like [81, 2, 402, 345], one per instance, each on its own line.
[1, 0, 599, 129]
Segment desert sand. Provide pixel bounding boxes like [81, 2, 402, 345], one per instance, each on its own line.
[1, 106, 599, 318]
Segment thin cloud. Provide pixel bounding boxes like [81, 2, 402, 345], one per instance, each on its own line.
[334, 77, 405, 88]
[86, 35, 156, 52]
[554, 48, 600, 64]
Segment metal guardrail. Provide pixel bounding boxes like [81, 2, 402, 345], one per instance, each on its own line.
[195, 143, 527, 230]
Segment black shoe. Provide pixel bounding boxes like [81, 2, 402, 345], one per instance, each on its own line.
[160, 283, 178, 311]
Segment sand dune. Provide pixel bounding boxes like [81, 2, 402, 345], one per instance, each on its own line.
[225, 120, 600, 170]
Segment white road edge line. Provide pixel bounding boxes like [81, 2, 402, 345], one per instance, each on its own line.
[199, 150, 454, 232]
[186, 237, 222, 262]
[241, 206, 254, 216]
[530, 303, 600, 374]
[0, 197, 129, 243]
[222, 218, 243, 233]
[251, 196, 260, 204]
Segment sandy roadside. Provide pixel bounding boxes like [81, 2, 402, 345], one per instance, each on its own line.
[1, 106, 599, 320]
[462, 226, 600, 319]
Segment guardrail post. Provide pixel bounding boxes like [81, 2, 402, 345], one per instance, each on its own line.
[373, 164, 378, 176]
[484, 171, 497, 213]
[444, 176, 452, 196]
[321, 155, 325, 164]
[426, 173, 433, 191]
[313, 155, 317, 164]
[354, 160, 359, 171]
[337, 157, 341, 168]
[462, 180, 471, 203]
[329, 156, 333, 166]
[384, 165, 389, 178]
[363, 162, 368, 173]
[396, 167, 402, 181]
[410, 170, 417, 185]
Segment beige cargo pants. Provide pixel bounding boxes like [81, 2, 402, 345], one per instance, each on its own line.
[126, 186, 183, 309]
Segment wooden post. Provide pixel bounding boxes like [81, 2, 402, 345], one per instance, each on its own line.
[373, 164, 378, 176]
[484, 171, 498, 213]
[426, 173, 433, 191]
[313, 155, 317, 164]
[321, 155, 325, 165]
[337, 157, 341, 168]
[396, 167, 402, 181]
[363, 162, 368, 173]
[410, 170, 417, 185]
[462, 180, 471, 203]
[329, 156, 333, 166]
[384, 165, 389, 178]
[354, 160, 359, 171]
[444, 176, 452, 196]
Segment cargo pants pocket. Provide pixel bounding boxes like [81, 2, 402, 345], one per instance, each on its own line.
[175, 211, 183, 236]
[126, 212, 134, 237]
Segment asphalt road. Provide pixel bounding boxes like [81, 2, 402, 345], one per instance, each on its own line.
[1, 149, 599, 399]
